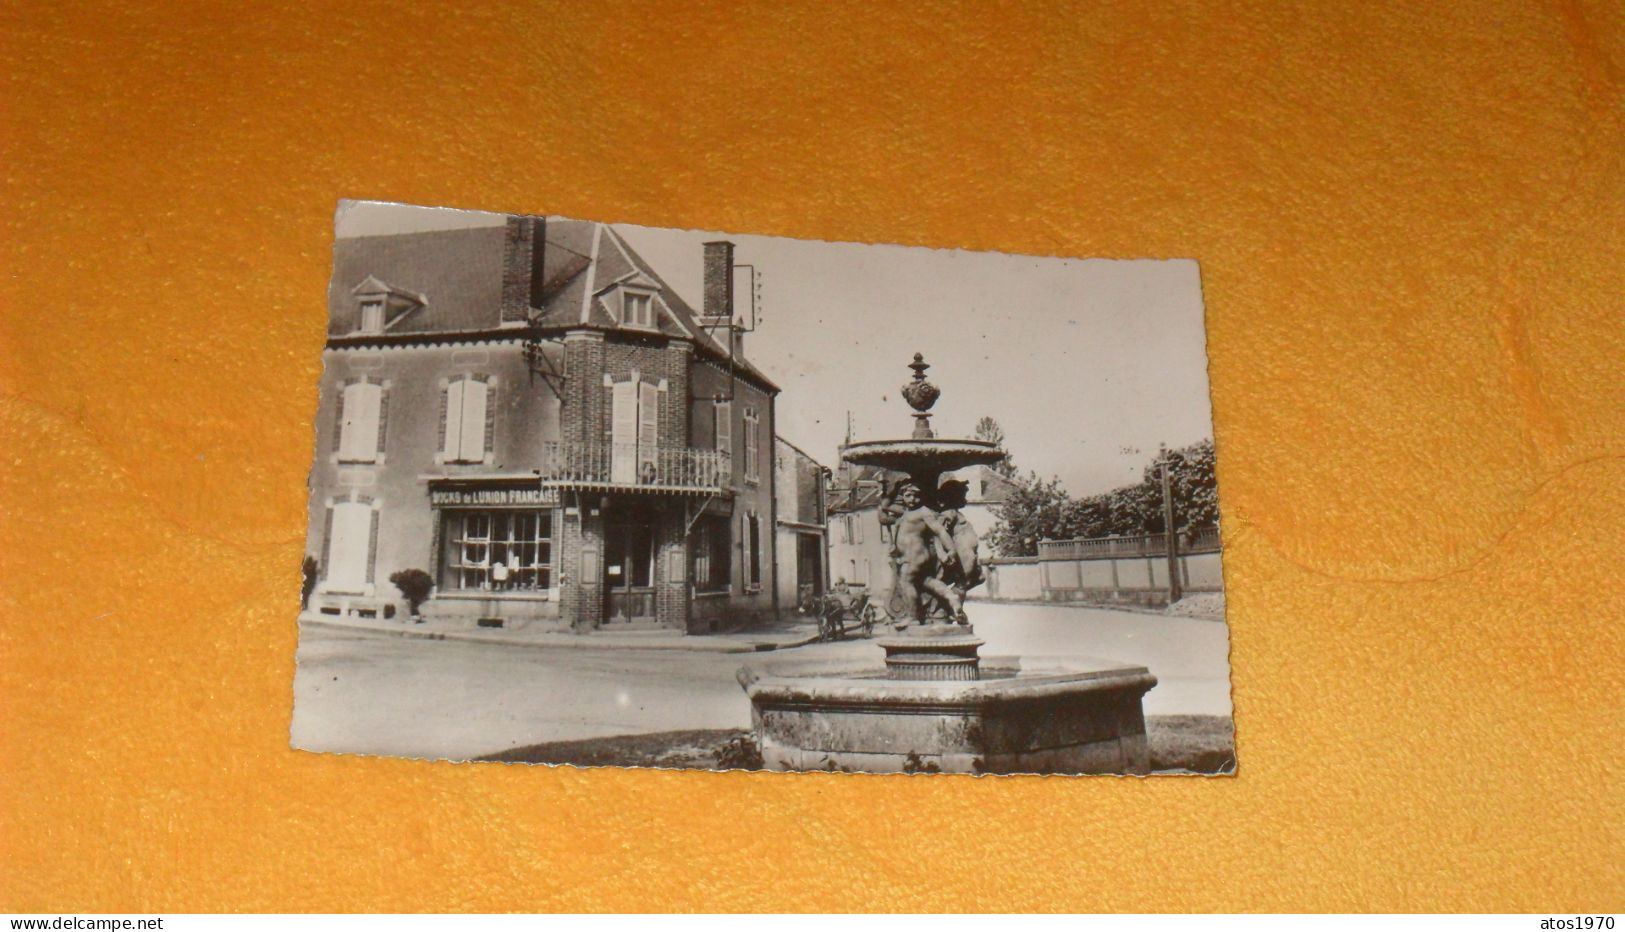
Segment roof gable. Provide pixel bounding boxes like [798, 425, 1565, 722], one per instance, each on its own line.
[325, 217, 781, 391]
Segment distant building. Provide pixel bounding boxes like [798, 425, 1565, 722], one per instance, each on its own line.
[946, 465, 1019, 561]
[305, 217, 780, 633]
[825, 463, 886, 592]
[773, 437, 829, 610]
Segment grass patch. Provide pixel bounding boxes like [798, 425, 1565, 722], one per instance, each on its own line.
[482, 715, 1235, 775]
[1146, 714, 1236, 774]
[480, 729, 746, 769]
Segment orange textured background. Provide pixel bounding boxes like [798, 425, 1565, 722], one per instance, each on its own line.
[2, 0, 1622, 913]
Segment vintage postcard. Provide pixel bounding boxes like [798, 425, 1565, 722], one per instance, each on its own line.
[291, 200, 1234, 775]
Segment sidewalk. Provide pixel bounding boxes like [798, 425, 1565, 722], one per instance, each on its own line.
[297, 610, 823, 654]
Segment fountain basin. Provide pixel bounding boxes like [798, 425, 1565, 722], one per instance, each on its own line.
[737, 656, 1156, 775]
[841, 438, 1004, 488]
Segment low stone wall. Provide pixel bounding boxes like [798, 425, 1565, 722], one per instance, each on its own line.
[974, 551, 1223, 607]
[1036, 551, 1223, 608]
[976, 559, 1042, 601]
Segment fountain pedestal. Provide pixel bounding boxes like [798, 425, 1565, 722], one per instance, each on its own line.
[877, 624, 984, 681]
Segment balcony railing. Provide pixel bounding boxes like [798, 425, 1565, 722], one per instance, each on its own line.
[536, 441, 731, 492]
[1038, 526, 1221, 561]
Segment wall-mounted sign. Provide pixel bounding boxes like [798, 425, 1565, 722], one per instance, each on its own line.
[429, 486, 560, 507]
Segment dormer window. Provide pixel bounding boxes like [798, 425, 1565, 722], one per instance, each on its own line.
[622, 290, 654, 328]
[359, 299, 384, 334]
[349, 275, 424, 335]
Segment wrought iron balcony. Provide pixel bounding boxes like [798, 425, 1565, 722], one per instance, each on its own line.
[536, 441, 731, 493]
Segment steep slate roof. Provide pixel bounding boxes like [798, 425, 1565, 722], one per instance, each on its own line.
[968, 465, 1018, 504]
[827, 463, 888, 515]
[328, 225, 507, 336]
[327, 218, 777, 392]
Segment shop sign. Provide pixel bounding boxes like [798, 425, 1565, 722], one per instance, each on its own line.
[430, 486, 559, 507]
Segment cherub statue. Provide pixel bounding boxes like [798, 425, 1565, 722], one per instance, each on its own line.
[935, 479, 983, 599]
[879, 477, 965, 625]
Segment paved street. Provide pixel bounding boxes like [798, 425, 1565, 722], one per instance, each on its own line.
[290, 601, 1232, 761]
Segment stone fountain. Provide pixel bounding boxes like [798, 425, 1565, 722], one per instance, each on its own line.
[738, 355, 1158, 775]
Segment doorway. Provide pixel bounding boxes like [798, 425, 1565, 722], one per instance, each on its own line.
[797, 533, 824, 603]
[604, 508, 657, 625]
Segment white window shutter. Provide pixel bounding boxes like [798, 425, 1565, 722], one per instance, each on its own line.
[327, 500, 372, 592]
[715, 400, 732, 454]
[443, 380, 465, 459]
[341, 381, 381, 462]
[638, 381, 659, 477]
[337, 383, 358, 460]
[610, 380, 637, 483]
[459, 379, 487, 461]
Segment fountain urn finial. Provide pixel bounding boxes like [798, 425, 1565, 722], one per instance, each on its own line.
[900, 352, 941, 439]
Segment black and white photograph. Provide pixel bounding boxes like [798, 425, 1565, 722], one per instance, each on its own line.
[291, 199, 1235, 776]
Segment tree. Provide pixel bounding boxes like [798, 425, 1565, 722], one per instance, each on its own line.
[986, 471, 1071, 557]
[975, 416, 1018, 478]
[986, 439, 1219, 554]
[1136, 439, 1219, 534]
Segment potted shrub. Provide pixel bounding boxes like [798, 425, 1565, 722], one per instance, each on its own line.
[389, 569, 434, 624]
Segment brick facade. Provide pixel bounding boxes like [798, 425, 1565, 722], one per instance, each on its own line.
[557, 331, 708, 630]
[558, 504, 605, 631]
[499, 216, 544, 325]
[311, 219, 778, 635]
[562, 330, 605, 447]
[655, 508, 690, 633]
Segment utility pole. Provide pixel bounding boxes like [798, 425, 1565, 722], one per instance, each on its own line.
[1158, 446, 1183, 606]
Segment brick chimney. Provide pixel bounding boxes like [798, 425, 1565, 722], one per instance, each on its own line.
[500, 215, 547, 325]
[701, 240, 736, 351]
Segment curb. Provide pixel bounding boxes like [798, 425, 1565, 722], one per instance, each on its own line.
[298, 615, 823, 654]
[967, 597, 1226, 622]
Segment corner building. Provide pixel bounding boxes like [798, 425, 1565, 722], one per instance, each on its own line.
[304, 216, 779, 633]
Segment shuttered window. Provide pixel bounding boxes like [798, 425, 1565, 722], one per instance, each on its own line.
[622, 291, 653, 328]
[638, 381, 659, 481]
[337, 380, 385, 463]
[610, 380, 638, 483]
[714, 400, 732, 455]
[691, 515, 731, 594]
[325, 500, 375, 593]
[747, 513, 762, 590]
[441, 376, 491, 463]
[359, 300, 384, 333]
[743, 407, 760, 482]
[611, 378, 659, 484]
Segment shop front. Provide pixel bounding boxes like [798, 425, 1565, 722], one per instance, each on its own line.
[425, 482, 563, 627]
